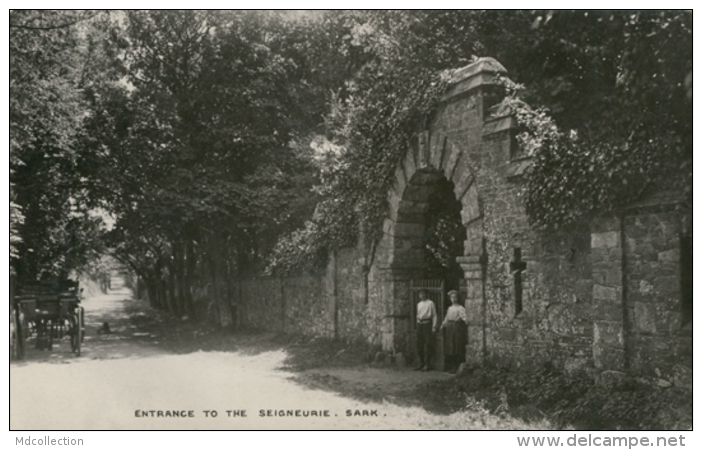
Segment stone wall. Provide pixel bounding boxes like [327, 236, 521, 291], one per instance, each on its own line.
[482, 225, 594, 372]
[333, 247, 371, 343]
[449, 91, 594, 371]
[622, 207, 692, 387]
[239, 278, 284, 331]
[591, 216, 626, 371]
[230, 57, 691, 385]
[235, 247, 371, 342]
[282, 275, 333, 336]
[362, 57, 596, 371]
[235, 276, 332, 337]
[588, 206, 692, 387]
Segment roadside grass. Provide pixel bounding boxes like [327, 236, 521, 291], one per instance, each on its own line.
[124, 303, 690, 430]
[459, 363, 692, 431]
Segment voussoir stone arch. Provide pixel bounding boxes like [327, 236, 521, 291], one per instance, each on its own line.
[385, 131, 484, 270]
[372, 57, 510, 361]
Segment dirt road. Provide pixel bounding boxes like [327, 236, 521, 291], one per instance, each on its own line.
[10, 288, 543, 430]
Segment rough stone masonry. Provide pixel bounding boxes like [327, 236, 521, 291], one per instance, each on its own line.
[236, 57, 691, 388]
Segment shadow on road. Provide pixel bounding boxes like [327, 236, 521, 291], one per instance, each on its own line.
[14, 286, 466, 416]
[15, 287, 165, 365]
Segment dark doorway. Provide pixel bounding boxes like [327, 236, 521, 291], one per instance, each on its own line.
[423, 175, 467, 302]
[392, 167, 474, 369]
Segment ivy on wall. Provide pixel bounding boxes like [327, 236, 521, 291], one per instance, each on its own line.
[269, 10, 692, 274]
[500, 77, 691, 230]
[268, 71, 449, 275]
[268, 15, 456, 275]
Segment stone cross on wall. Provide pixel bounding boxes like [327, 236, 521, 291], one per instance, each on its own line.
[510, 248, 526, 316]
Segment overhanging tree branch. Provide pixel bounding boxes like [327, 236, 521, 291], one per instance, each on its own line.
[10, 10, 102, 31]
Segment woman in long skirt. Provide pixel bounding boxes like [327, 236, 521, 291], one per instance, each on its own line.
[441, 290, 467, 373]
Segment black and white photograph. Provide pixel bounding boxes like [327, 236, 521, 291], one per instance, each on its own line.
[6, 8, 694, 440]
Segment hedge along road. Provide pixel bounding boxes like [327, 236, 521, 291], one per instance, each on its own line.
[10, 287, 543, 430]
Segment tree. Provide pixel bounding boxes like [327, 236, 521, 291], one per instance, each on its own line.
[488, 11, 692, 228]
[10, 10, 115, 283]
[269, 11, 478, 274]
[79, 11, 326, 321]
[11, 10, 690, 325]
[269, 10, 692, 272]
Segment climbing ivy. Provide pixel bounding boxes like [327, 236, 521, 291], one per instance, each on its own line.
[495, 11, 692, 230]
[500, 75, 691, 230]
[424, 177, 466, 283]
[268, 12, 458, 275]
[268, 70, 449, 275]
[269, 10, 692, 273]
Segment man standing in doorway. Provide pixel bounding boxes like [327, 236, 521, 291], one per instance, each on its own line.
[415, 290, 437, 371]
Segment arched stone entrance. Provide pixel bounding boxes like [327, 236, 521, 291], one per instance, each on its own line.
[368, 57, 512, 366]
[374, 132, 487, 365]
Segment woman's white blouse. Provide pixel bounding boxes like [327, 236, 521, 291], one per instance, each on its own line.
[442, 305, 466, 325]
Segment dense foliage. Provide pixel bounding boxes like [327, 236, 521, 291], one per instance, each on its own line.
[10, 11, 324, 318]
[269, 11, 476, 274]
[496, 11, 692, 229]
[78, 11, 326, 318]
[270, 10, 692, 270]
[424, 177, 466, 283]
[10, 10, 692, 317]
[10, 11, 110, 280]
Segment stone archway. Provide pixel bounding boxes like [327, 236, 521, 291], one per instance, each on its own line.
[378, 132, 487, 364]
[368, 57, 513, 364]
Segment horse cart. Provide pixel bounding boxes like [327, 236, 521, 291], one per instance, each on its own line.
[10, 279, 84, 360]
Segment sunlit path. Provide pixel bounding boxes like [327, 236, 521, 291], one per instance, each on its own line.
[10, 287, 541, 430]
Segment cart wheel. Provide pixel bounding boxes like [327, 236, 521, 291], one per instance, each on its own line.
[77, 308, 83, 354]
[11, 331, 20, 359]
[18, 314, 25, 359]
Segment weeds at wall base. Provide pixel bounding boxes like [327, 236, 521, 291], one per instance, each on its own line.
[458, 362, 692, 430]
[124, 305, 691, 430]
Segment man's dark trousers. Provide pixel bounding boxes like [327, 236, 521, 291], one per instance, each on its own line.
[416, 321, 433, 368]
